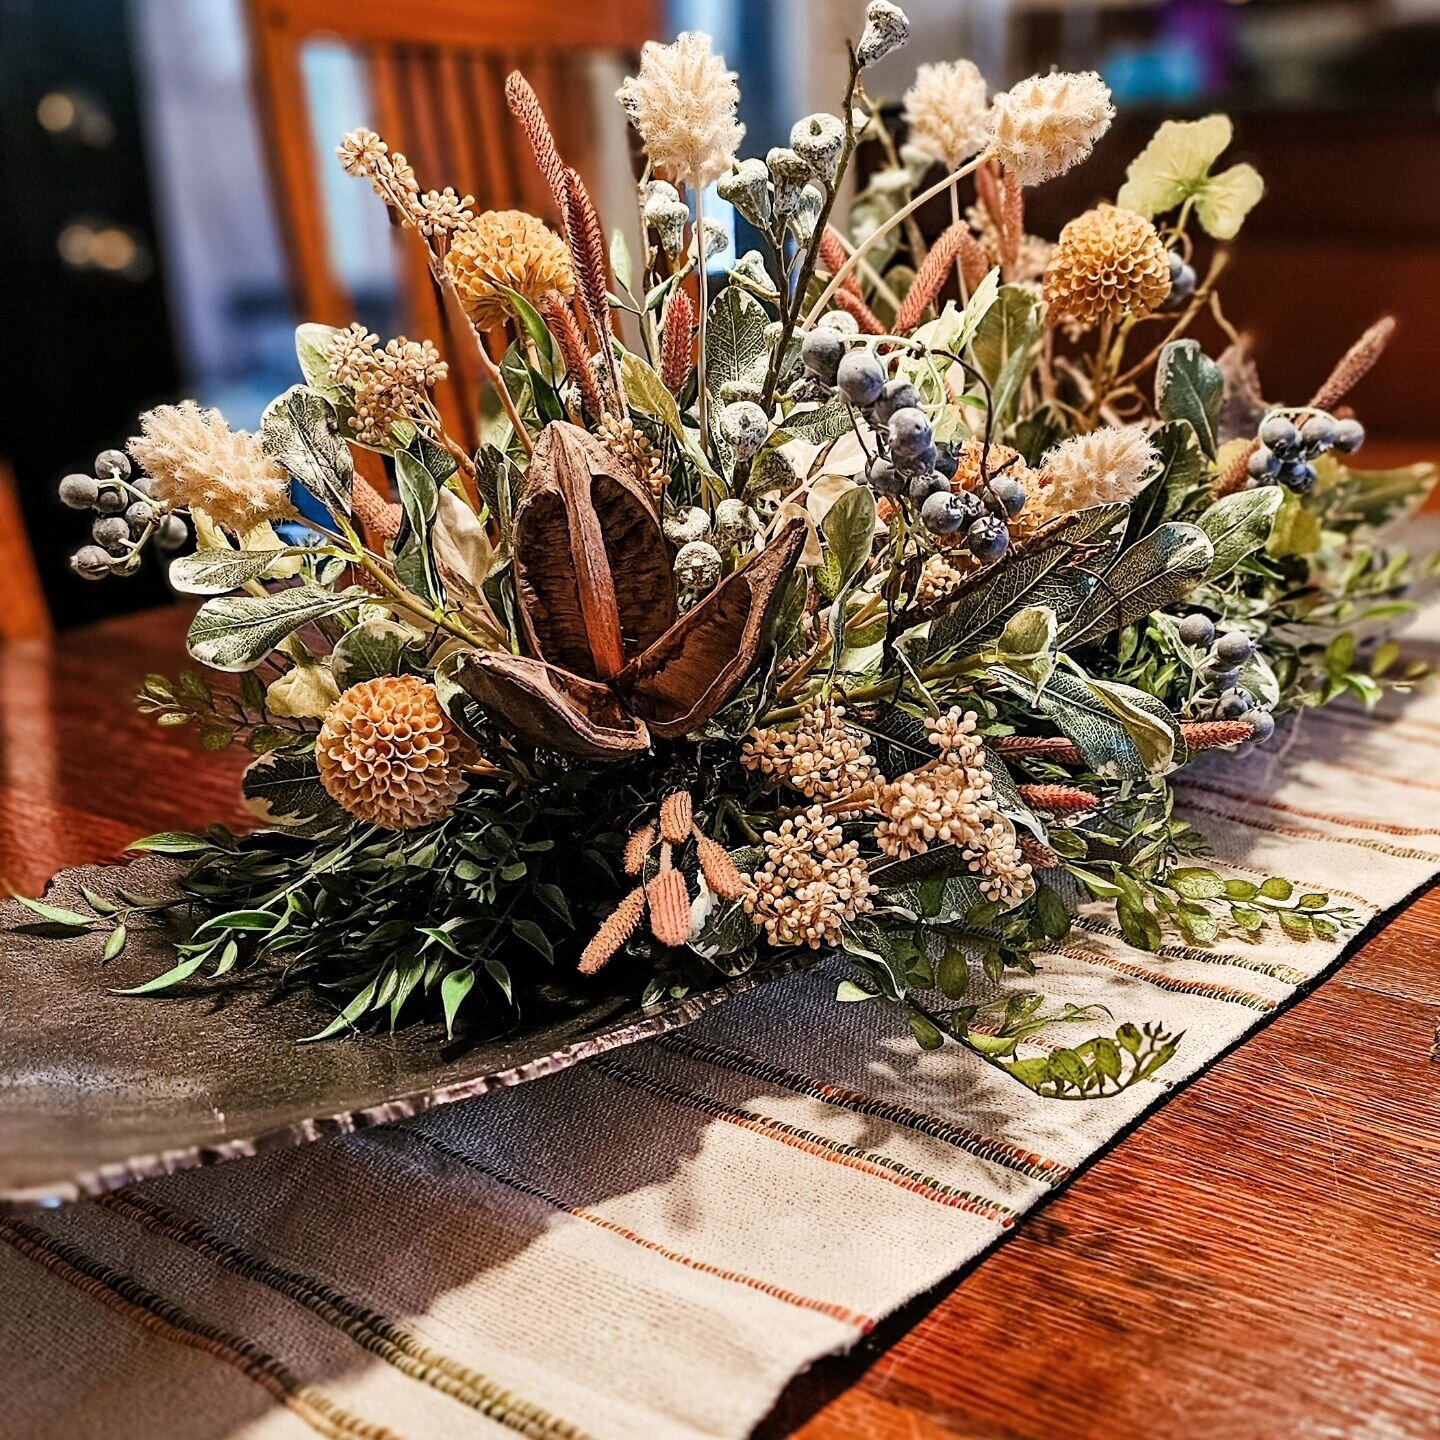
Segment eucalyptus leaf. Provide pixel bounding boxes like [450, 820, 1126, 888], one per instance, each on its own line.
[188, 587, 360, 673]
[1196, 485, 1283, 580]
[169, 548, 301, 596]
[261, 384, 354, 517]
[1062, 522, 1213, 647]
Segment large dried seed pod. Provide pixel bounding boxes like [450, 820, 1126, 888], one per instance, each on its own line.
[512, 422, 676, 681]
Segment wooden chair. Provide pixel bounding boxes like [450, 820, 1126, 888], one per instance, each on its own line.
[246, 0, 656, 460]
[0, 459, 52, 643]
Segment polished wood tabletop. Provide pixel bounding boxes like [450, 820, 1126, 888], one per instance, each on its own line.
[2, 605, 1438, 1440]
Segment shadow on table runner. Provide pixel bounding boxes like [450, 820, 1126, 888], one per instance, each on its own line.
[5, 632, 1440, 1440]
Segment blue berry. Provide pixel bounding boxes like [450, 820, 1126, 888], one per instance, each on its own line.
[1247, 709, 1276, 743]
[908, 471, 950, 504]
[1248, 446, 1281, 481]
[1161, 256, 1196, 311]
[1213, 631, 1253, 667]
[871, 378, 921, 427]
[984, 476, 1027, 518]
[1216, 688, 1252, 719]
[801, 328, 845, 385]
[866, 455, 904, 497]
[1281, 460, 1318, 492]
[124, 500, 156, 537]
[836, 350, 885, 406]
[965, 515, 1010, 563]
[70, 544, 113, 580]
[58, 473, 99, 509]
[886, 406, 933, 460]
[155, 515, 188, 551]
[934, 444, 960, 479]
[1300, 413, 1337, 452]
[1259, 414, 1299, 456]
[1178, 613, 1215, 648]
[1333, 418, 1365, 454]
[920, 491, 966, 534]
[902, 440, 938, 475]
[1207, 664, 1240, 690]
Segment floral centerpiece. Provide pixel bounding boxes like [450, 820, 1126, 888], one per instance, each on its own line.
[38, 2, 1436, 1100]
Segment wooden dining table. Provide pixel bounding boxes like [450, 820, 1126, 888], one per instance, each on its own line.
[2, 603, 1437, 1440]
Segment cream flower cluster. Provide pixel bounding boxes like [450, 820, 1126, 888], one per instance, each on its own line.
[744, 806, 877, 949]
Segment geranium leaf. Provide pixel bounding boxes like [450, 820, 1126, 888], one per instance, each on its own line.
[1193, 163, 1265, 241]
[1117, 114, 1234, 219]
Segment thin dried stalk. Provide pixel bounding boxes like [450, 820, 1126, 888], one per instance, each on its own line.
[504, 72, 571, 224]
[579, 885, 648, 973]
[995, 719, 1255, 766]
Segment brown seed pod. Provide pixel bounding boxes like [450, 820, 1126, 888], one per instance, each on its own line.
[623, 821, 658, 876]
[579, 885, 648, 974]
[695, 833, 746, 901]
[659, 791, 693, 844]
[646, 865, 692, 947]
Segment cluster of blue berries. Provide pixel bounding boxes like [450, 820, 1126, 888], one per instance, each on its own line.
[1176, 613, 1275, 741]
[59, 449, 186, 580]
[1247, 408, 1364, 493]
[801, 326, 1020, 564]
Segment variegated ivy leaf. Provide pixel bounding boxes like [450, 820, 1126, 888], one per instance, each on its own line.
[1116, 115, 1264, 241]
[261, 384, 354, 518]
[816, 484, 876, 600]
[1061, 521, 1213, 647]
[1196, 484, 1284, 580]
[993, 605, 1057, 694]
[168, 548, 301, 596]
[703, 285, 769, 401]
[619, 350, 686, 448]
[241, 747, 344, 827]
[187, 586, 362, 673]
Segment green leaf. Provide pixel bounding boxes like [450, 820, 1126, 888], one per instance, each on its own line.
[610, 228, 633, 290]
[260, 384, 354, 517]
[1156, 340, 1224, 458]
[954, 267, 1001, 353]
[937, 946, 970, 999]
[1224, 879, 1259, 901]
[7, 894, 97, 928]
[102, 923, 128, 961]
[302, 977, 381, 1042]
[241, 748, 344, 827]
[169, 549, 299, 596]
[330, 620, 424, 690]
[187, 587, 360, 672]
[1117, 898, 1163, 951]
[1194, 164, 1265, 241]
[1298, 892, 1330, 911]
[394, 450, 443, 604]
[1170, 867, 1226, 901]
[1266, 489, 1324, 559]
[927, 503, 1129, 657]
[113, 948, 212, 996]
[126, 831, 213, 856]
[970, 285, 1042, 423]
[1127, 420, 1205, 540]
[819, 485, 876, 594]
[909, 1013, 945, 1050]
[440, 968, 475, 1038]
[619, 350, 686, 446]
[510, 919, 554, 962]
[1196, 486, 1283, 580]
[704, 285, 769, 402]
[1117, 115, 1264, 240]
[1062, 522, 1213, 647]
[835, 979, 877, 1002]
[993, 605, 1057, 692]
[1259, 876, 1293, 901]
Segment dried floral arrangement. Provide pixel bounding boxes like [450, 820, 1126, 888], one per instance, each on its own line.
[35, 2, 1438, 1099]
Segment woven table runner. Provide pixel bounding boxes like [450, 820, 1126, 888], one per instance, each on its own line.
[5, 611, 1439, 1440]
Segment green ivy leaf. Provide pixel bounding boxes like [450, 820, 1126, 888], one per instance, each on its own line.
[261, 384, 354, 518]
[1156, 340, 1224, 457]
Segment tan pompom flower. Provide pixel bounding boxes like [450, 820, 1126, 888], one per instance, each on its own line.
[617, 32, 744, 190]
[1036, 424, 1158, 517]
[744, 806, 876, 950]
[903, 61, 990, 172]
[127, 402, 293, 536]
[988, 71, 1114, 186]
[445, 210, 574, 332]
[1043, 204, 1171, 329]
[317, 676, 477, 831]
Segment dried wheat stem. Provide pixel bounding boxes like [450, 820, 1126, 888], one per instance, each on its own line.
[661, 287, 695, 397]
[563, 167, 623, 409]
[351, 476, 403, 542]
[542, 289, 605, 420]
[819, 225, 862, 296]
[995, 718, 1256, 766]
[895, 222, 990, 334]
[1018, 835, 1062, 870]
[1017, 783, 1099, 813]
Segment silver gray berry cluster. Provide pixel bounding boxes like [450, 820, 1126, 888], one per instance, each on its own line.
[59, 449, 186, 580]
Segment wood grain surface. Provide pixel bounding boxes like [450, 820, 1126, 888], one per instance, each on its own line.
[1, 608, 1437, 1440]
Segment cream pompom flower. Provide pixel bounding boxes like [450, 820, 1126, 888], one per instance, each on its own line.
[903, 61, 990, 171]
[988, 71, 1114, 186]
[1036, 424, 1158, 518]
[617, 32, 744, 191]
[127, 402, 294, 536]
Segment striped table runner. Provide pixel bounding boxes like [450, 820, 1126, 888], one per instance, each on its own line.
[5, 611, 1439, 1440]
